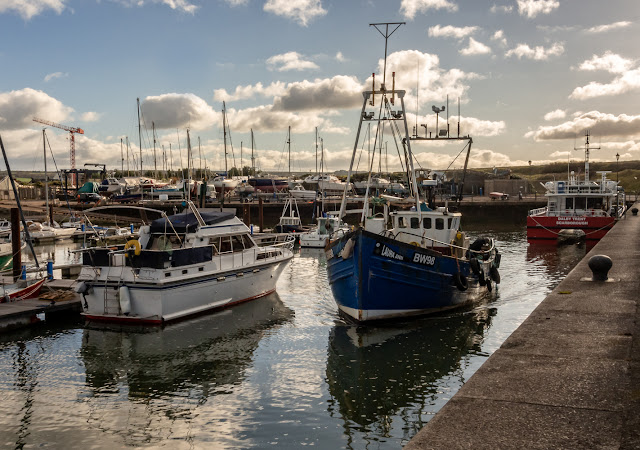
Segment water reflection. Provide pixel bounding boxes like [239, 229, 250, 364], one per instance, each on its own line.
[326, 308, 494, 438]
[526, 242, 588, 280]
[80, 293, 293, 444]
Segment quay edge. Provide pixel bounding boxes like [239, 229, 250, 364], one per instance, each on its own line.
[405, 203, 640, 449]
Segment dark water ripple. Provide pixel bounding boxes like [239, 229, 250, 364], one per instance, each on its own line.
[0, 228, 586, 449]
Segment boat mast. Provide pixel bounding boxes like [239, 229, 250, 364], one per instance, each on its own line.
[576, 130, 599, 182]
[186, 129, 192, 201]
[152, 121, 157, 180]
[315, 127, 318, 175]
[339, 22, 406, 222]
[251, 129, 255, 176]
[120, 138, 124, 175]
[43, 129, 49, 225]
[222, 102, 228, 175]
[287, 125, 291, 178]
[137, 97, 143, 177]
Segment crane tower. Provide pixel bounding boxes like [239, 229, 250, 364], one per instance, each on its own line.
[32, 117, 84, 171]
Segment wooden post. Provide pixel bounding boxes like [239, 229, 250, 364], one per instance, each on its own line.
[258, 196, 264, 232]
[11, 208, 21, 281]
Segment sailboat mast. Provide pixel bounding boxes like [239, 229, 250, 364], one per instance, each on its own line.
[137, 97, 143, 177]
[186, 129, 192, 201]
[120, 138, 124, 174]
[288, 126, 291, 178]
[315, 127, 318, 175]
[198, 136, 202, 179]
[152, 121, 157, 179]
[222, 102, 228, 174]
[43, 129, 49, 224]
[251, 129, 255, 175]
[126, 137, 130, 176]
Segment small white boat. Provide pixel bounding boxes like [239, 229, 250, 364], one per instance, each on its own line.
[300, 215, 349, 248]
[289, 185, 317, 200]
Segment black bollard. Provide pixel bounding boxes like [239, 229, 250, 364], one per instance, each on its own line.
[632, 207, 638, 216]
[588, 255, 613, 281]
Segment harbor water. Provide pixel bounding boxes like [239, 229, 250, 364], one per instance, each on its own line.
[0, 225, 587, 449]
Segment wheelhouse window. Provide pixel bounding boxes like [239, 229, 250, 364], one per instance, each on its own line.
[448, 218, 453, 229]
[398, 217, 406, 228]
[241, 234, 255, 249]
[435, 218, 444, 230]
[423, 218, 432, 229]
[231, 235, 245, 252]
[410, 217, 420, 229]
[219, 237, 232, 253]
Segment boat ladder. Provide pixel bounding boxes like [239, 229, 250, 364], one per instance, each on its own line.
[103, 274, 124, 316]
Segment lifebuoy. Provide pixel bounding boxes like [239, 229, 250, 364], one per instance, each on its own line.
[124, 239, 141, 256]
[453, 272, 468, 291]
[409, 241, 421, 247]
[490, 266, 501, 284]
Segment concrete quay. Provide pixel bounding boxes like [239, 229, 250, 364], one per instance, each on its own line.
[406, 204, 640, 449]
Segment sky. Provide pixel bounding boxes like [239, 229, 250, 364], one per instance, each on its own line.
[0, 0, 639, 175]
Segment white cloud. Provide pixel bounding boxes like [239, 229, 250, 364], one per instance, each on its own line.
[335, 52, 346, 62]
[272, 75, 363, 112]
[44, 72, 68, 83]
[141, 93, 217, 130]
[266, 52, 319, 72]
[80, 111, 101, 122]
[505, 42, 564, 60]
[223, 0, 248, 6]
[213, 82, 287, 102]
[223, 105, 345, 135]
[460, 38, 491, 56]
[400, 0, 458, 20]
[544, 109, 566, 121]
[490, 4, 513, 14]
[113, 0, 197, 13]
[263, 0, 326, 27]
[570, 68, 640, 100]
[585, 21, 632, 34]
[428, 24, 478, 40]
[0, 88, 73, 130]
[491, 30, 507, 46]
[0, 0, 66, 20]
[516, 0, 559, 18]
[525, 111, 640, 140]
[576, 51, 634, 74]
[371, 50, 480, 108]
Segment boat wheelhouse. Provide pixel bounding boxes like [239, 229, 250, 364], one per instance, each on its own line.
[76, 203, 294, 324]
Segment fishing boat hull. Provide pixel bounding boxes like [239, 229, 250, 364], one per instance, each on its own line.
[526, 215, 615, 241]
[326, 229, 491, 322]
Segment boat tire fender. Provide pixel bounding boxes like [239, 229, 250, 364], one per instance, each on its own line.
[486, 279, 493, 292]
[478, 269, 486, 286]
[495, 252, 501, 268]
[453, 272, 468, 291]
[469, 258, 481, 275]
[125, 239, 141, 256]
[490, 266, 501, 284]
[119, 286, 131, 315]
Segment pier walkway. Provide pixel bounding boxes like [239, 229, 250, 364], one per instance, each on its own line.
[406, 204, 640, 449]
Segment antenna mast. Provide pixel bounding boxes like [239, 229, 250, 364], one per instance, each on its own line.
[370, 22, 405, 87]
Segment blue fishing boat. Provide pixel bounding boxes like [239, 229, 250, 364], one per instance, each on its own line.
[326, 23, 500, 323]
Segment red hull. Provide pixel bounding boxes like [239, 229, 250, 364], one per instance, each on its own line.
[1, 278, 46, 302]
[527, 215, 615, 241]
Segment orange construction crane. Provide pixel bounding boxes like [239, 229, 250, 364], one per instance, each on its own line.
[32, 117, 84, 171]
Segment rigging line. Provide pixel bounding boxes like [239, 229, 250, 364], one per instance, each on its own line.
[445, 141, 470, 171]
[44, 131, 73, 217]
[382, 97, 409, 184]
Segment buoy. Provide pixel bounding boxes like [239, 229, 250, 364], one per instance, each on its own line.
[342, 238, 355, 260]
[118, 286, 131, 315]
[490, 266, 501, 284]
[453, 272, 468, 291]
[124, 239, 141, 256]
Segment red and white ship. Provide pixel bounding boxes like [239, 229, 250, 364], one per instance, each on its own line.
[527, 132, 625, 242]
